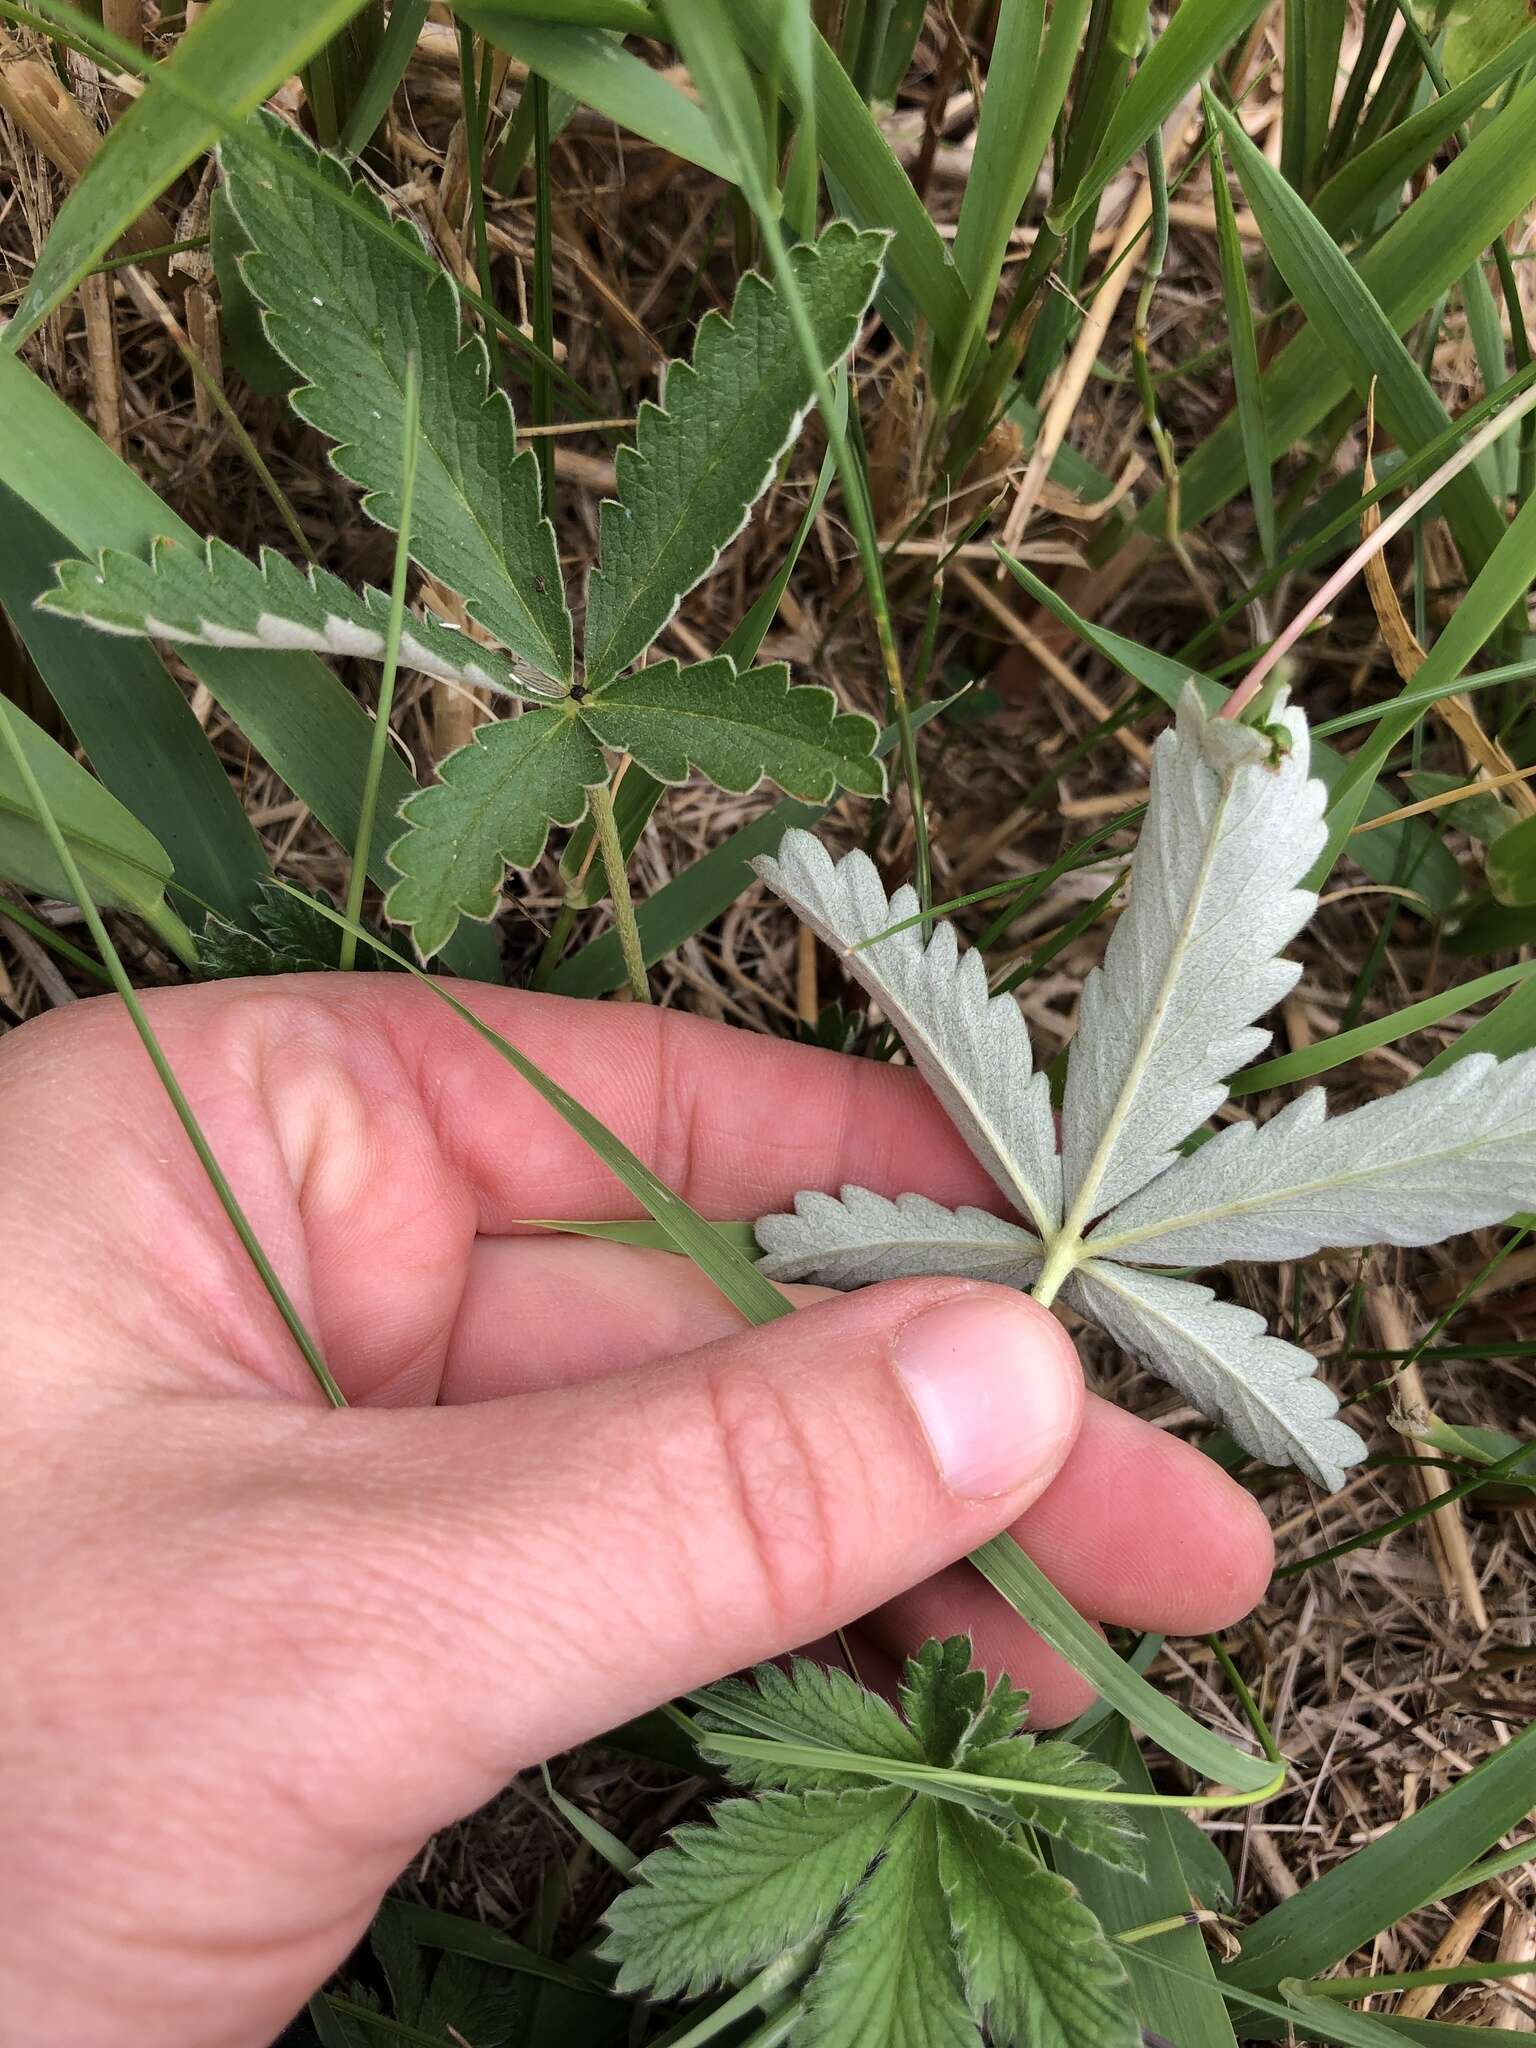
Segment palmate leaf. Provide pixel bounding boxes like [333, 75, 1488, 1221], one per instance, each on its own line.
[219, 113, 573, 689]
[1059, 683, 1325, 1228]
[937, 1806, 1139, 2048]
[962, 1737, 1146, 1872]
[756, 1188, 1043, 1291]
[1063, 1262, 1365, 1490]
[384, 709, 604, 958]
[601, 1784, 906, 2001]
[900, 1635, 991, 1770]
[580, 657, 884, 802]
[582, 221, 886, 689]
[386, 661, 884, 957]
[753, 833, 1061, 1236]
[1086, 1051, 1536, 1267]
[697, 1656, 922, 1795]
[42, 541, 555, 701]
[798, 1803, 975, 2048]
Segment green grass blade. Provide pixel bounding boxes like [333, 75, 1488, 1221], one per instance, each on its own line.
[0, 482, 267, 922]
[6, 0, 376, 347]
[1207, 94, 1505, 579]
[1159, 74, 1536, 540]
[1051, 0, 1271, 233]
[1312, 25, 1536, 238]
[1208, 122, 1275, 563]
[727, 0, 974, 362]
[1230, 958, 1536, 1092]
[1222, 1718, 1536, 1989]
[1056, 1723, 1239, 2047]
[951, 0, 1045, 306]
[1311, 483, 1536, 880]
[1422, 968, 1536, 1068]
[971, 1537, 1279, 1791]
[339, 0, 431, 157]
[0, 347, 500, 981]
[459, 12, 735, 176]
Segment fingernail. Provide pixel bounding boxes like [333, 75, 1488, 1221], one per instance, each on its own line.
[894, 1292, 1080, 1499]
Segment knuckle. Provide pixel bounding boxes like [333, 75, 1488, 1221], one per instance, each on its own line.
[695, 1364, 844, 1633]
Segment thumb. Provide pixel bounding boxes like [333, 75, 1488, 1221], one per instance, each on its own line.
[382, 1276, 1084, 1795]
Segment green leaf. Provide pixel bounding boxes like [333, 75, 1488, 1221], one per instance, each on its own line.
[1403, 769, 1516, 847]
[971, 1536, 1279, 1793]
[1052, 0, 1270, 232]
[369, 1901, 429, 2027]
[696, 1657, 922, 1794]
[799, 1803, 977, 2048]
[0, 482, 266, 924]
[1489, 810, 1536, 906]
[900, 1636, 990, 1768]
[601, 1785, 907, 2000]
[209, 186, 292, 397]
[1223, 1718, 1536, 1990]
[3, 0, 376, 348]
[43, 539, 556, 702]
[0, 698, 175, 922]
[1208, 123, 1275, 564]
[1443, 0, 1535, 80]
[1206, 95, 1504, 581]
[962, 1737, 1144, 1870]
[385, 709, 604, 958]
[0, 311, 499, 981]
[582, 658, 884, 800]
[1166, 74, 1536, 540]
[1313, 25, 1536, 238]
[220, 113, 573, 689]
[461, 13, 734, 176]
[199, 881, 401, 979]
[1054, 1719, 1238, 2048]
[582, 223, 884, 688]
[938, 1807, 1139, 2048]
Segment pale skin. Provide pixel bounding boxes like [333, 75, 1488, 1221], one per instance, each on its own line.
[0, 977, 1274, 2047]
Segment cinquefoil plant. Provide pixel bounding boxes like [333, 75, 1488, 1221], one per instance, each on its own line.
[753, 686, 1536, 1491]
[603, 1637, 1146, 2048]
[40, 114, 887, 961]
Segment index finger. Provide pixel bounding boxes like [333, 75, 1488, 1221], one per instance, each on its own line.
[357, 974, 1006, 1228]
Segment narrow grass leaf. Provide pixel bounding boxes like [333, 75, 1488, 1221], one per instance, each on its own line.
[1051, 0, 1270, 232]
[5, 0, 375, 347]
[1223, 1718, 1536, 1988]
[0, 483, 266, 921]
[461, 13, 733, 176]
[951, 0, 1044, 308]
[1208, 123, 1275, 562]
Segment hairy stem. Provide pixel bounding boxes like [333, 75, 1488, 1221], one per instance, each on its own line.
[590, 779, 649, 1003]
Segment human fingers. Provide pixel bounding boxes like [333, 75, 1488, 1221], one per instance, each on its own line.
[3, 1281, 1081, 2048]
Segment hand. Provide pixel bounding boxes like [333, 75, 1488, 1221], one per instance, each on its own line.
[1, 977, 1271, 2047]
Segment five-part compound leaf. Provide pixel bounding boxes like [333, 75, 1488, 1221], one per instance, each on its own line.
[937, 1806, 1139, 2048]
[219, 113, 574, 690]
[1059, 684, 1325, 1229]
[754, 832, 1062, 1237]
[602, 1638, 1141, 2046]
[754, 686, 1536, 1487]
[581, 222, 886, 689]
[43, 541, 553, 700]
[756, 1188, 1043, 1291]
[1087, 1051, 1536, 1266]
[580, 658, 884, 801]
[603, 1785, 907, 2001]
[798, 1803, 975, 2048]
[1062, 1262, 1364, 1491]
[385, 711, 605, 958]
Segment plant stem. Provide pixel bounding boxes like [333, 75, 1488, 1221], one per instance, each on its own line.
[0, 695, 344, 1410]
[341, 350, 421, 969]
[143, 895, 201, 970]
[530, 72, 556, 506]
[532, 897, 579, 989]
[590, 778, 649, 1002]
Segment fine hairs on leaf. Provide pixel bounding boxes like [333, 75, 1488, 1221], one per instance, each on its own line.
[40, 113, 888, 962]
[602, 1637, 1141, 2048]
[755, 684, 1536, 1492]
